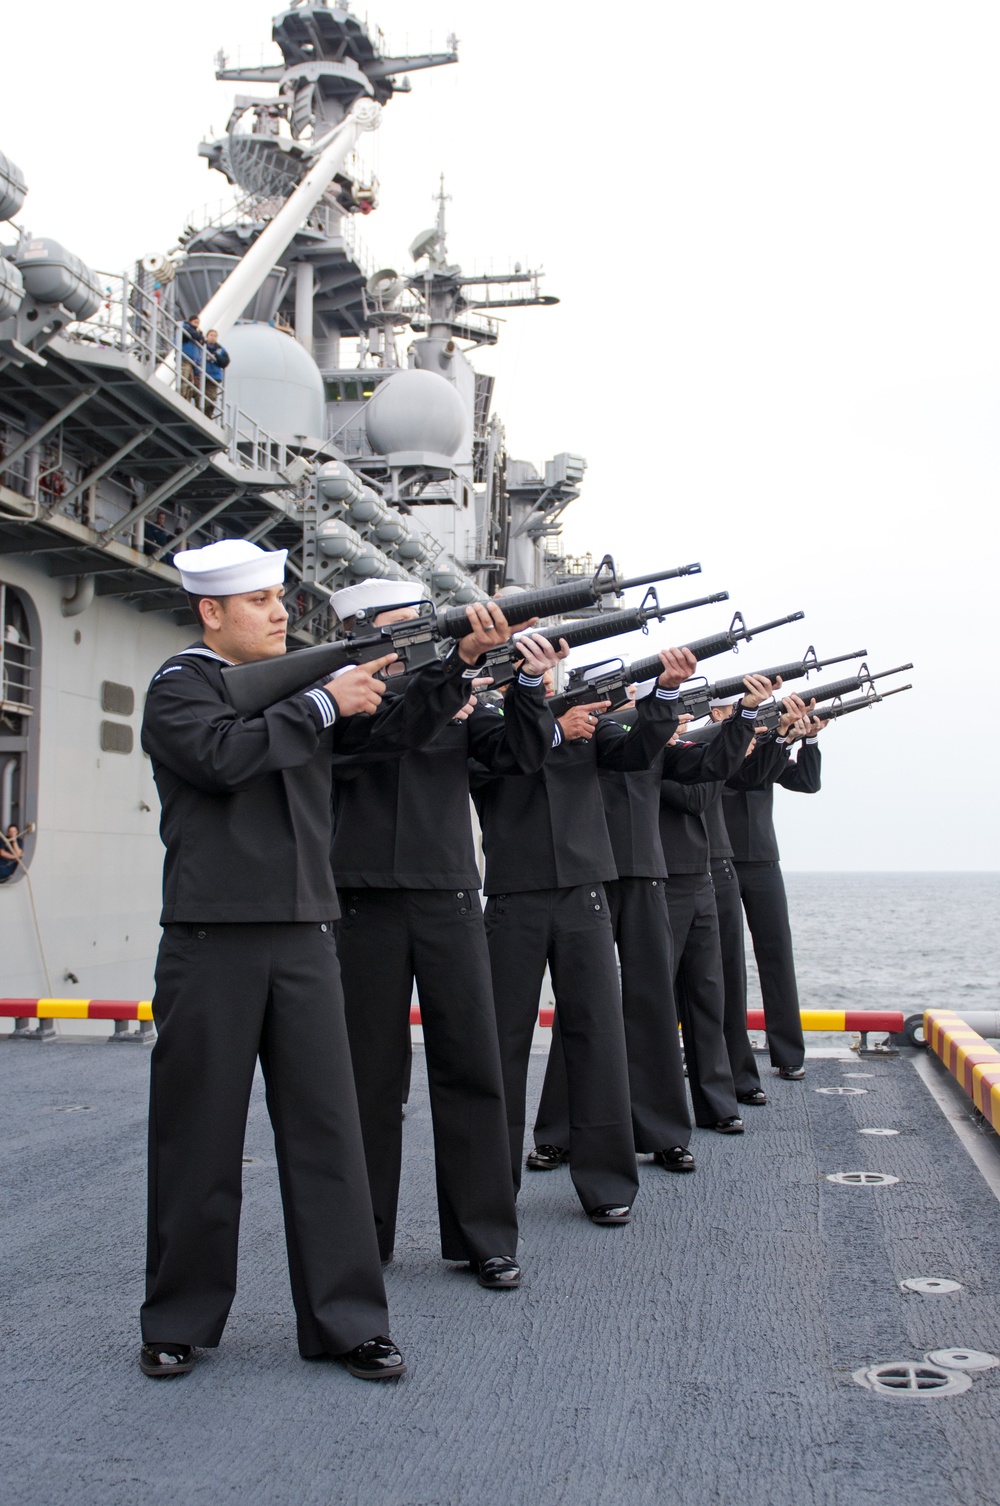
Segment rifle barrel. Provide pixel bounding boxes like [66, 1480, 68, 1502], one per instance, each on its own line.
[655, 589, 729, 618]
[437, 561, 704, 637]
[739, 610, 806, 636]
[867, 662, 914, 680]
[817, 684, 912, 719]
[611, 563, 701, 592]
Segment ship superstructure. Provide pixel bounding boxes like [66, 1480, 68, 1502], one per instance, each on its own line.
[0, 0, 587, 1006]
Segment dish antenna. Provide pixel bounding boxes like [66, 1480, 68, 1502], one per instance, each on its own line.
[366, 267, 406, 304]
[409, 227, 440, 263]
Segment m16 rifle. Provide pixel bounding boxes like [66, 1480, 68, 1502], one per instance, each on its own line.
[811, 683, 913, 722]
[221, 555, 703, 717]
[479, 589, 731, 688]
[547, 611, 805, 717]
[751, 663, 914, 729]
[676, 645, 870, 721]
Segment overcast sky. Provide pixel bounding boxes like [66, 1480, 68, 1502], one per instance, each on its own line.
[3, 1, 998, 869]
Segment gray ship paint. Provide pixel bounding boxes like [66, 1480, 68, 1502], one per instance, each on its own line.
[0, 3, 584, 1006]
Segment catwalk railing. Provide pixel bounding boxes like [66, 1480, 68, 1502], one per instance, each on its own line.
[61, 270, 295, 477]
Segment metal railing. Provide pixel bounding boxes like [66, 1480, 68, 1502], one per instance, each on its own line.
[223, 402, 293, 476]
[64, 270, 220, 409]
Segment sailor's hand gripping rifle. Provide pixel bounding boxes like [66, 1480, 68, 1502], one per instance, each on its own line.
[220, 556, 702, 717]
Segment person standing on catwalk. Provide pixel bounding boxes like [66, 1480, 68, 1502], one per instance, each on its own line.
[138, 540, 486, 1383]
[720, 701, 825, 1080]
[472, 647, 695, 1229]
[328, 578, 563, 1291]
[529, 672, 776, 1176]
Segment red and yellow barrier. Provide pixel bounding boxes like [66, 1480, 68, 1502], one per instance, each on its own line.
[407, 1005, 903, 1032]
[925, 1009, 1000, 1133]
[0, 999, 153, 1021]
[747, 1009, 902, 1033]
[3, 999, 904, 1040]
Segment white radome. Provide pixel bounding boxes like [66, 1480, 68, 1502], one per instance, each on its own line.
[222, 323, 326, 441]
[365, 368, 468, 464]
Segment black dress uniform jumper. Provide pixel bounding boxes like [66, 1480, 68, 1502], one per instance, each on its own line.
[331, 673, 553, 1265]
[471, 688, 680, 1214]
[703, 777, 762, 1096]
[139, 642, 470, 1356]
[533, 702, 758, 1154]
[721, 736, 821, 1071]
[657, 724, 756, 1127]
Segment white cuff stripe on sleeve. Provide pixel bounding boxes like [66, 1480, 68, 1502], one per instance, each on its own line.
[551, 724, 563, 747]
[305, 687, 337, 729]
[655, 687, 680, 701]
[518, 672, 544, 687]
[741, 706, 757, 720]
[806, 736, 819, 744]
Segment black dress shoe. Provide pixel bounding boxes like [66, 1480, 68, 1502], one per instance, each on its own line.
[653, 1146, 696, 1173]
[336, 1336, 406, 1380]
[526, 1144, 568, 1171]
[709, 1116, 745, 1134]
[588, 1204, 632, 1224]
[139, 1343, 195, 1378]
[776, 1065, 806, 1080]
[737, 1088, 768, 1106]
[473, 1256, 522, 1289]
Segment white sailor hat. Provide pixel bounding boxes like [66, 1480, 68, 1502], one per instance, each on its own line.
[174, 539, 287, 596]
[329, 579, 426, 621]
[709, 692, 743, 708]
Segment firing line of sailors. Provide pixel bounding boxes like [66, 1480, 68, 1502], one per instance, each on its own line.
[136, 539, 826, 1382]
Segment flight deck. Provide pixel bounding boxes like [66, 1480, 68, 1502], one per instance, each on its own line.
[3, 1041, 999, 1506]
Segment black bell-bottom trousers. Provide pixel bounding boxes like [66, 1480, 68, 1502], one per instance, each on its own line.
[733, 860, 805, 1070]
[141, 921, 389, 1357]
[663, 874, 740, 1125]
[532, 877, 692, 1154]
[711, 859, 763, 1095]
[485, 883, 639, 1212]
[336, 888, 519, 1265]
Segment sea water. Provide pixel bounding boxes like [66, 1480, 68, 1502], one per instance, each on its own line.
[749, 872, 1000, 1017]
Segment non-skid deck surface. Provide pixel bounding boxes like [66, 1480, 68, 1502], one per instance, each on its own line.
[2, 1042, 1000, 1506]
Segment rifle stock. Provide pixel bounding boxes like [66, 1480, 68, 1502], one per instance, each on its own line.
[221, 617, 441, 717]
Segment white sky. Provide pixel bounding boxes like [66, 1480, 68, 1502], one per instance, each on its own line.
[3, 1, 998, 869]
